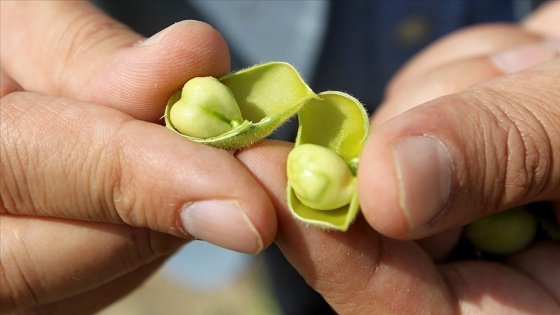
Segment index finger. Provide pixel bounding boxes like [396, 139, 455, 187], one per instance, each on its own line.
[1, 92, 276, 254]
[0, 1, 230, 122]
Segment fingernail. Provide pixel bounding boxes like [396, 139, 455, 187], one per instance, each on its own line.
[392, 136, 453, 232]
[179, 200, 263, 254]
[490, 42, 558, 73]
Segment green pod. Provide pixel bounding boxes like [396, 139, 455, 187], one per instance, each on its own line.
[287, 91, 369, 231]
[165, 62, 317, 149]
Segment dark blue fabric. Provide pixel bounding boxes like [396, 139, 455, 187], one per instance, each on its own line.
[312, 0, 516, 113]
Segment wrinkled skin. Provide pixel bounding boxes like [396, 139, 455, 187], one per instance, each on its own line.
[1, 1, 559, 314]
[1, 2, 276, 313]
[237, 2, 560, 314]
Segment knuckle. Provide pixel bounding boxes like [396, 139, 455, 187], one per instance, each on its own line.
[479, 85, 559, 206]
[107, 123, 146, 228]
[0, 226, 40, 313]
[1, 96, 41, 216]
[53, 13, 132, 93]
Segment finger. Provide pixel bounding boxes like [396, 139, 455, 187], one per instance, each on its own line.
[0, 1, 230, 122]
[371, 37, 558, 257]
[373, 40, 559, 127]
[359, 58, 560, 239]
[237, 142, 560, 314]
[235, 142, 456, 314]
[373, 52, 503, 128]
[439, 260, 560, 313]
[522, 0, 560, 38]
[505, 240, 560, 301]
[279, 218, 457, 315]
[279, 219, 560, 314]
[386, 24, 542, 99]
[0, 214, 182, 313]
[0, 92, 276, 254]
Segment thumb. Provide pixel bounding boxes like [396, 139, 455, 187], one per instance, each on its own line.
[1, 91, 275, 254]
[0, 1, 230, 122]
[359, 58, 560, 239]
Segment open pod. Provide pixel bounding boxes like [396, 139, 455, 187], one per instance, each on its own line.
[287, 91, 369, 231]
[165, 62, 317, 149]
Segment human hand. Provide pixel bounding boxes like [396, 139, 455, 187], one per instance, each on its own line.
[236, 2, 559, 313]
[1, 2, 276, 313]
[359, 1, 560, 249]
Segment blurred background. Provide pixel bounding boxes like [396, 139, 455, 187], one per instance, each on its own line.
[93, 1, 540, 314]
[100, 241, 281, 315]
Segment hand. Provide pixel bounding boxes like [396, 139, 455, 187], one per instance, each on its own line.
[236, 2, 559, 313]
[1, 2, 276, 313]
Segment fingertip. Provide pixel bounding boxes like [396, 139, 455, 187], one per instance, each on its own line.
[243, 199, 278, 253]
[226, 181, 279, 254]
[359, 105, 457, 239]
[140, 20, 231, 73]
[159, 141, 278, 255]
[490, 41, 558, 74]
[358, 125, 409, 238]
[234, 141, 295, 247]
[130, 19, 231, 81]
[72, 20, 231, 122]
